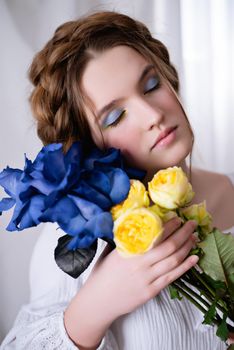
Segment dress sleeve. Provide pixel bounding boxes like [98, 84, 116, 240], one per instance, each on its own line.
[0, 223, 119, 350]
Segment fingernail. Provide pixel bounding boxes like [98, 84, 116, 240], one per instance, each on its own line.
[190, 255, 199, 264]
[190, 220, 197, 229]
[191, 234, 197, 241]
[193, 233, 200, 242]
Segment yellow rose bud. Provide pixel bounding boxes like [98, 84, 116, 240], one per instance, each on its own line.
[148, 166, 194, 209]
[111, 179, 150, 220]
[114, 208, 163, 257]
[179, 201, 212, 234]
[149, 204, 178, 223]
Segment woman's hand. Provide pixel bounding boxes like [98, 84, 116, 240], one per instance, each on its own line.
[86, 217, 198, 319]
[64, 217, 198, 348]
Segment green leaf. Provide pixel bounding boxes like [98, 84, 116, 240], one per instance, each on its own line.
[197, 229, 234, 296]
[189, 247, 202, 256]
[216, 312, 228, 341]
[168, 284, 182, 300]
[198, 272, 228, 299]
[202, 301, 217, 325]
[54, 235, 97, 278]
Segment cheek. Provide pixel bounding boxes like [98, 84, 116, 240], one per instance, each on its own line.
[105, 127, 140, 152]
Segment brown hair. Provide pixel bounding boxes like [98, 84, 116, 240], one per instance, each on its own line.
[29, 11, 182, 152]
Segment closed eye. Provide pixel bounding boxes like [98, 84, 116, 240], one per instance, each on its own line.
[102, 108, 127, 129]
[144, 76, 160, 94]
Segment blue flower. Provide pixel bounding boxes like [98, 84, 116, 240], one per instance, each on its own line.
[0, 142, 144, 250]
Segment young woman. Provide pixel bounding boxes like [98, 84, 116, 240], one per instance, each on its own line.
[1, 11, 234, 350]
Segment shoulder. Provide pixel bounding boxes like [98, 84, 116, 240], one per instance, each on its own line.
[192, 168, 234, 193]
[191, 168, 234, 230]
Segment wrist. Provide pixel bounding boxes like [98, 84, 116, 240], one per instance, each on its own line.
[64, 286, 116, 347]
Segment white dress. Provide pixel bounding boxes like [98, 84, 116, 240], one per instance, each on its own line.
[1, 174, 234, 350]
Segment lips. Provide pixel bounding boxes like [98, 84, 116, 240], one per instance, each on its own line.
[151, 126, 177, 149]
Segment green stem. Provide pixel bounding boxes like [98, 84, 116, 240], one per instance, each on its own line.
[172, 282, 209, 315]
[190, 268, 216, 297]
[177, 278, 234, 330]
[176, 279, 211, 309]
[181, 275, 228, 314]
[186, 270, 229, 313]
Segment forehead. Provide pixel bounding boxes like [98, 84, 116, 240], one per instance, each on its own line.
[81, 45, 150, 110]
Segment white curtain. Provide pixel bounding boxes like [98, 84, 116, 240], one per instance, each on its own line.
[180, 0, 234, 172]
[0, 0, 233, 341]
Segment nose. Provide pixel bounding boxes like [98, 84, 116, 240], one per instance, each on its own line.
[133, 97, 164, 130]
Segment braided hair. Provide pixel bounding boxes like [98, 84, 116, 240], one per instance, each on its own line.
[29, 11, 180, 152]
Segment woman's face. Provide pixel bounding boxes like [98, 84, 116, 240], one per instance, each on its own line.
[82, 45, 193, 175]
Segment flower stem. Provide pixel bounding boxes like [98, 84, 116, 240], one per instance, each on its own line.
[190, 267, 216, 297]
[172, 281, 208, 315]
[172, 280, 221, 327]
[186, 269, 229, 313]
[177, 279, 211, 309]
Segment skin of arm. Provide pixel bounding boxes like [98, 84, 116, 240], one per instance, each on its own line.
[64, 218, 198, 348]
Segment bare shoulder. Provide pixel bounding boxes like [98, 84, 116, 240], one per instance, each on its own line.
[191, 168, 234, 230]
[192, 168, 233, 193]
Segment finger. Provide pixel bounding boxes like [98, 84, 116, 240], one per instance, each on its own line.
[147, 235, 196, 283]
[160, 217, 182, 242]
[145, 220, 197, 265]
[150, 255, 199, 295]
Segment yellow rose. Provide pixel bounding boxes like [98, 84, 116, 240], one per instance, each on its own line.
[113, 208, 163, 257]
[149, 204, 178, 223]
[111, 179, 150, 220]
[179, 201, 212, 234]
[148, 167, 194, 209]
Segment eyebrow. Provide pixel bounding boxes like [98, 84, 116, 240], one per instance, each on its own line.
[97, 64, 155, 120]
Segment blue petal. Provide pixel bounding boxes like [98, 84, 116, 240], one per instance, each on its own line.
[65, 163, 81, 188]
[84, 148, 120, 170]
[73, 181, 111, 210]
[84, 212, 113, 240]
[6, 194, 45, 231]
[33, 143, 63, 171]
[68, 195, 102, 220]
[64, 142, 83, 168]
[6, 200, 25, 231]
[67, 212, 113, 249]
[16, 195, 46, 230]
[108, 168, 130, 204]
[40, 196, 80, 224]
[20, 178, 57, 197]
[0, 167, 23, 198]
[59, 214, 87, 237]
[42, 148, 66, 183]
[83, 170, 111, 195]
[0, 197, 15, 211]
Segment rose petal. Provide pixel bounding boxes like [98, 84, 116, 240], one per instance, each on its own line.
[67, 212, 113, 249]
[0, 197, 15, 211]
[40, 196, 80, 224]
[108, 169, 130, 204]
[68, 195, 102, 220]
[0, 167, 22, 198]
[73, 181, 111, 210]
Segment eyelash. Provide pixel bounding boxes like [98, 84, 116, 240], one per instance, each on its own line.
[143, 76, 160, 95]
[107, 110, 127, 129]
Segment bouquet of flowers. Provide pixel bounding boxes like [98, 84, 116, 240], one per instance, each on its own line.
[0, 142, 234, 343]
